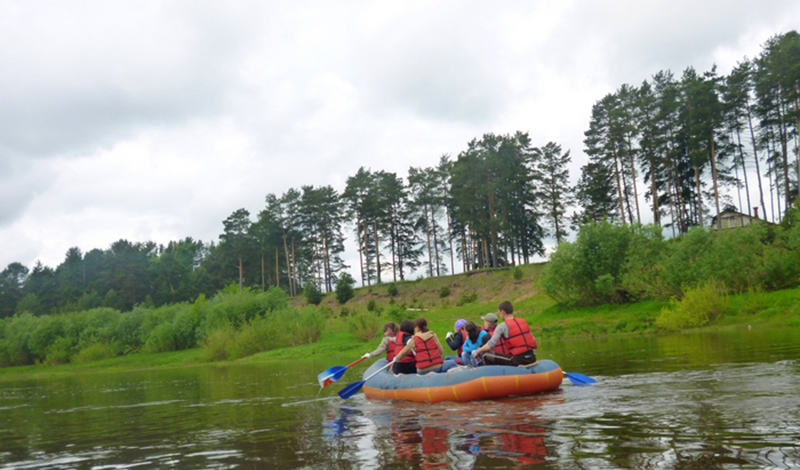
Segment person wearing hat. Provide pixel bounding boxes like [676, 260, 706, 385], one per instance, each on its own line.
[481, 312, 499, 336]
[474, 300, 537, 366]
[445, 318, 468, 358]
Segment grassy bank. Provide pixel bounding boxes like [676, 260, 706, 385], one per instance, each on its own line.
[2, 264, 800, 380]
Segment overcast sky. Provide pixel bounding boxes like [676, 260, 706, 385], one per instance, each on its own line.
[1, 0, 799, 275]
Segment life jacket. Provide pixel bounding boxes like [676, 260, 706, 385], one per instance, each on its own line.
[386, 336, 397, 361]
[395, 331, 415, 364]
[413, 334, 443, 369]
[488, 324, 509, 355]
[503, 318, 537, 356]
[491, 335, 510, 355]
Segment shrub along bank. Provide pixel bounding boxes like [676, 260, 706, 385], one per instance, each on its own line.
[542, 218, 800, 306]
[0, 286, 325, 368]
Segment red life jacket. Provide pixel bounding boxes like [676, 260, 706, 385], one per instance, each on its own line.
[413, 334, 443, 369]
[487, 324, 509, 354]
[395, 331, 415, 364]
[491, 335, 510, 355]
[386, 336, 397, 361]
[503, 318, 537, 356]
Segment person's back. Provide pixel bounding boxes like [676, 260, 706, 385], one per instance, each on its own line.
[474, 301, 537, 366]
[392, 320, 417, 374]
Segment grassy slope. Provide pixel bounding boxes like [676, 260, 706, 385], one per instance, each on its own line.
[3, 263, 800, 378]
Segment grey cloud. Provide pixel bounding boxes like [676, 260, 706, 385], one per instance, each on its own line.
[0, 1, 265, 160]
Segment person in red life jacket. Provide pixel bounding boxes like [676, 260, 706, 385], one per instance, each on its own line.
[445, 319, 467, 357]
[394, 317, 445, 374]
[392, 320, 417, 374]
[474, 301, 537, 366]
[362, 322, 399, 361]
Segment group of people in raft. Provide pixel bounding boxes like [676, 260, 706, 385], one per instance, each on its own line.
[361, 300, 538, 375]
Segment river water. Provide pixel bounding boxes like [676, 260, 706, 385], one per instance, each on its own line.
[1, 327, 799, 469]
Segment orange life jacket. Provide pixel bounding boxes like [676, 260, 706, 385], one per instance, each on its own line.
[386, 336, 397, 361]
[395, 331, 415, 364]
[503, 318, 537, 356]
[413, 334, 443, 369]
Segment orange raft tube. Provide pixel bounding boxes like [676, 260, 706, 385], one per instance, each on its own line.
[362, 358, 563, 403]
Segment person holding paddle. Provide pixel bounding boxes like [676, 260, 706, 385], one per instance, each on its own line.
[474, 301, 537, 366]
[393, 317, 445, 374]
[361, 322, 399, 361]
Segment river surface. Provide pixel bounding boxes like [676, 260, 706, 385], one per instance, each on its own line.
[1, 327, 799, 469]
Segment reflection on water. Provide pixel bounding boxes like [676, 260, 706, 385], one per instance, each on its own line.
[319, 395, 559, 469]
[1, 327, 799, 469]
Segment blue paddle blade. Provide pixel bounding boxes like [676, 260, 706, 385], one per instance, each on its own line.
[564, 372, 596, 385]
[338, 380, 365, 400]
[318, 366, 346, 388]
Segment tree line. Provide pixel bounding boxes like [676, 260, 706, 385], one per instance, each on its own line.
[577, 31, 800, 234]
[2, 30, 798, 318]
[1, 132, 573, 317]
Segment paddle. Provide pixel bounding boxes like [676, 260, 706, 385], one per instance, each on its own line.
[338, 361, 395, 400]
[318, 356, 367, 389]
[564, 371, 596, 385]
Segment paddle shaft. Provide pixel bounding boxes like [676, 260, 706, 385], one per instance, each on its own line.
[338, 361, 395, 399]
[363, 360, 394, 382]
[345, 356, 367, 368]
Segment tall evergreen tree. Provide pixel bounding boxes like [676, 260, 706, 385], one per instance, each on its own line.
[533, 142, 573, 244]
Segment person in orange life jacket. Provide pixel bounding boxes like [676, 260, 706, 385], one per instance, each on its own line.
[362, 322, 399, 361]
[445, 319, 467, 357]
[392, 320, 417, 374]
[460, 321, 490, 367]
[393, 317, 445, 374]
[474, 301, 537, 366]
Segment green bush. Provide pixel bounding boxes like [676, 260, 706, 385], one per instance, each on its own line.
[73, 342, 118, 363]
[512, 266, 524, 280]
[303, 282, 323, 306]
[347, 311, 381, 342]
[45, 337, 73, 365]
[386, 283, 398, 297]
[384, 305, 407, 323]
[439, 286, 451, 298]
[202, 327, 235, 362]
[226, 317, 275, 360]
[284, 308, 326, 346]
[114, 309, 145, 351]
[367, 298, 377, 312]
[336, 273, 355, 304]
[143, 323, 178, 353]
[656, 282, 730, 331]
[543, 221, 637, 305]
[456, 291, 478, 306]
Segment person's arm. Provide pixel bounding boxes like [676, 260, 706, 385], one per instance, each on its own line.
[393, 336, 415, 361]
[445, 331, 464, 351]
[365, 336, 390, 358]
[475, 324, 508, 355]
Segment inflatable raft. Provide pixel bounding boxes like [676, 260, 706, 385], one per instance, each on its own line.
[361, 358, 563, 403]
